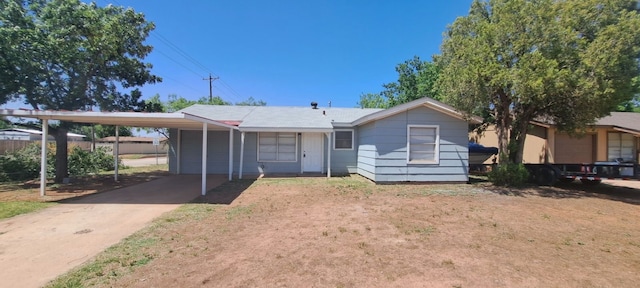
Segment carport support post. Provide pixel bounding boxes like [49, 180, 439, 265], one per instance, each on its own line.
[201, 123, 208, 195]
[40, 119, 48, 197]
[325, 132, 332, 178]
[228, 128, 233, 181]
[114, 126, 119, 182]
[239, 132, 245, 179]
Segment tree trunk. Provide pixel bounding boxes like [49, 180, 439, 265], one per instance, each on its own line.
[495, 94, 512, 163]
[52, 126, 69, 183]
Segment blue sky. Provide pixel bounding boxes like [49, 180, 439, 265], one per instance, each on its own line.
[97, 1, 474, 108]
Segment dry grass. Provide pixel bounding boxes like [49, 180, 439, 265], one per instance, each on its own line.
[47, 176, 640, 287]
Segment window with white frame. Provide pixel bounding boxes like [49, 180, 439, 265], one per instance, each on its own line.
[334, 130, 354, 150]
[407, 125, 439, 164]
[607, 132, 634, 161]
[258, 132, 297, 162]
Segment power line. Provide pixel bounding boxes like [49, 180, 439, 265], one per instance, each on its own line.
[100, 0, 245, 102]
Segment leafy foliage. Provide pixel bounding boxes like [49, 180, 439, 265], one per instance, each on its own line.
[0, 144, 122, 182]
[236, 97, 267, 106]
[437, 0, 640, 163]
[0, 0, 160, 182]
[359, 56, 441, 108]
[73, 125, 133, 142]
[487, 161, 530, 187]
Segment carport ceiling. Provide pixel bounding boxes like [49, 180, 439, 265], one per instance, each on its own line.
[0, 109, 236, 130]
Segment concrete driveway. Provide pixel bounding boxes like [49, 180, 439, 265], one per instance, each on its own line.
[0, 174, 226, 288]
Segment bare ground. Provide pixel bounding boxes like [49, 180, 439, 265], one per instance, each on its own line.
[92, 176, 640, 288]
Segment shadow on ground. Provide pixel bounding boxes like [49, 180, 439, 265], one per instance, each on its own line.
[191, 179, 256, 205]
[481, 178, 640, 206]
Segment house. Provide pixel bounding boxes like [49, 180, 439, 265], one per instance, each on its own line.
[0, 97, 480, 195]
[0, 128, 85, 141]
[169, 98, 478, 182]
[471, 112, 640, 164]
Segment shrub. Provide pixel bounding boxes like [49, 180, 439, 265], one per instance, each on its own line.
[488, 161, 529, 187]
[0, 143, 123, 182]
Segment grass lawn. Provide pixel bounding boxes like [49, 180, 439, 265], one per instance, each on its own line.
[46, 176, 640, 287]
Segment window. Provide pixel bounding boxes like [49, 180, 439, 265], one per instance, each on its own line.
[407, 125, 439, 164]
[334, 130, 354, 150]
[608, 133, 634, 161]
[258, 132, 297, 162]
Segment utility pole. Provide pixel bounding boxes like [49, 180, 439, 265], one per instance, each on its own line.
[203, 73, 219, 102]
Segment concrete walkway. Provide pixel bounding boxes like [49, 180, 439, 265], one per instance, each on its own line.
[0, 174, 226, 288]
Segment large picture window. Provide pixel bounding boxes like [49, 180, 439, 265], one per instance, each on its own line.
[333, 130, 354, 150]
[258, 132, 297, 162]
[407, 125, 439, 164]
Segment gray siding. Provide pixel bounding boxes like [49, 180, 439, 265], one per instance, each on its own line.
[357, 122, 377, 181]
[329, 130, 359, 174]
[170, 130, 323, 176]
[356, 106, 469, 183]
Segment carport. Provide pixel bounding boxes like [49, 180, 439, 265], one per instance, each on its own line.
[0, 109, 236, 196]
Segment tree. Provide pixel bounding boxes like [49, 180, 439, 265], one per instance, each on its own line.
[236, 97, 266, 106]
[0, 0, 160, 182]
[437, 0, 640, 163]
[359, 56, 441, 108]
[74, 125, 133, 142]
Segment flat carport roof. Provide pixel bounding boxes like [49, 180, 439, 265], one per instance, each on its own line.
[0, 109, 237, 196]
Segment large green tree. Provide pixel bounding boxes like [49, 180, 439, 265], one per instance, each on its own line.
[0, 0, 160, 182]
[437, 0, 640, 163]
[358, 56, 441, 108]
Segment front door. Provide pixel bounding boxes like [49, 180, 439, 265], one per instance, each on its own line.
[302, 133, 323, 172]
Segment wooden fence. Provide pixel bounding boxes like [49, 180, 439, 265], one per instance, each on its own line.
[0, 140, 92, 155]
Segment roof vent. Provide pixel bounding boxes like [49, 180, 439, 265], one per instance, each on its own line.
[311, 102, 318, 109]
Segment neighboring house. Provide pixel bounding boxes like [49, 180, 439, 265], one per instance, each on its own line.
[0, 128, 85, 141]
[471, 112, 640, 164]
[96, 136, 169, 155]
[171, 97, 478, 182]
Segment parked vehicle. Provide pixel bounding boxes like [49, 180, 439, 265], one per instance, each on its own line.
[469, 144, 637, 186]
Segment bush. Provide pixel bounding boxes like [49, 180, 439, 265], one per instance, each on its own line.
[0, 143, 123, 182]
[488, 162, 529, 187]
[0, 143, 54, 182]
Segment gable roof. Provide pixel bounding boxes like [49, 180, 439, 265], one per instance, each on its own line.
[351, 97, 482, 126]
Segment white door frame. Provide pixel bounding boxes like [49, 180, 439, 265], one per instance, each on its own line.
[301, 133, 323, 173]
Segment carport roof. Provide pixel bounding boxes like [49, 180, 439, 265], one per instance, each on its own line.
[0, 109, 237, 130]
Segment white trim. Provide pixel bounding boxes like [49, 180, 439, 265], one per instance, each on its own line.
[257, 132, 298, 162]
[407, 125, 440, 164]
[351, 97, 482, 126]
[241, 127, 333, 133]
[40, 120, 48, 197]
[176, 129, 181, 174]
[325, 132, 332, 178]
[228, 128, 234, 181]
[201, 123, 208, 195]
[114, 126, 119, 181]
[333, 129, 354, 150]
[239, 132, 245, 179]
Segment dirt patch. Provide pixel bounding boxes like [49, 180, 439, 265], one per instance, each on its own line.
[85, 177, 640, 288]
[0, 170, 170, 202]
